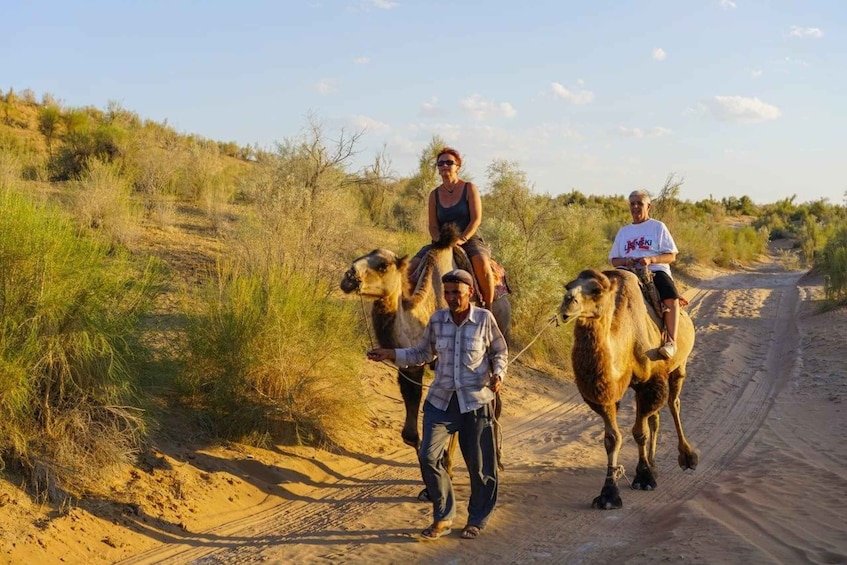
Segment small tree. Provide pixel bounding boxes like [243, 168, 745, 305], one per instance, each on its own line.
[37, 106, 62, 158]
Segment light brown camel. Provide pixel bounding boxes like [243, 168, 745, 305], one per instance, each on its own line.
[559, 268, 698, 509]
[340, 225, 510, 499]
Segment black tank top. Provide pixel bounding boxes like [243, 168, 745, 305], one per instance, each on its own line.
[435, 183, 471, 232]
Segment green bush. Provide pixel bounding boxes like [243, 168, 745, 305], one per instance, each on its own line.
[0, 184, 160, 499]
[179, 259, 367, 448]
[71, 158, 142, 247]
[817, 226, 847, 304]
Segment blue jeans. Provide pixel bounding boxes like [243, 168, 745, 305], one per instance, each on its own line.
[419, 393, 499, 527]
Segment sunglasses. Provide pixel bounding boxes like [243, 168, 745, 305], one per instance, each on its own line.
[436, 160, 456, 167]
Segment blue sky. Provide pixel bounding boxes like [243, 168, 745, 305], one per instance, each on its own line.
[2, 1, 844, 204]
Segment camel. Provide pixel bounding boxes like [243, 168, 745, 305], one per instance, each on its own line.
[340, 225, 511, 497]
[559, 268, 698, 509]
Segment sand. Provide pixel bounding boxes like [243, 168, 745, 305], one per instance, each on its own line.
[2, 254, 845, 564]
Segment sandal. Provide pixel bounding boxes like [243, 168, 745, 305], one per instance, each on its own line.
[420, 520, 452, 541]
[461, 524, 481, 539]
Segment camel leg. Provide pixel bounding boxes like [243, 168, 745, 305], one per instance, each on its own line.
[647, 412, 659, 469]
[669, 368, 699, 470]
[631, 379, 667, 491]
[398, 366, 424, 449]
[588, 401, 624, 510]
[470, 254, 495, 308]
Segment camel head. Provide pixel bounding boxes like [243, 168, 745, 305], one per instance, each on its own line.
[340, 248, 409, 299]
[560, 269, 617, 322]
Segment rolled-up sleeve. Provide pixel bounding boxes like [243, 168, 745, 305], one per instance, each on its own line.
[395, 322, 437, 368]
[485, 312, 508, 380]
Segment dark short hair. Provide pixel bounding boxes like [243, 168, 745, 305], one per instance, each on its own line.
[442, 269, 473, 286]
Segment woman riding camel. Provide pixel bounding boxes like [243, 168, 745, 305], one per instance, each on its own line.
[409, 147, 496, 308]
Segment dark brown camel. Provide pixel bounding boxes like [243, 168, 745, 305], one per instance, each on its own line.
[559, 268, 698, 509]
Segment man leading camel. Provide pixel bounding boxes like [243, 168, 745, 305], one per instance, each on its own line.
[367, 269, 508, 540]
[609, 190, 682, 359]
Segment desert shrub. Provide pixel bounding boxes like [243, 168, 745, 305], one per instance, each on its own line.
[238, 120, 361, 280]
[817, 226, 847, 304]
[120, 124, 184, 228]
[37, 106, 62, 157]
[355, 150, 403, 227]
[0, 149, 20, 190]
[716, 225, 768, 267]
[20, 89, 37, 105]
[179, 259, 367, 447]
[180, 141, 237, 230]
[0, 184, 160, 499]
[672, 216, 768, 269]
[672, 218, 719, 266]
[49, 121, 127, 181]
[71, 158, 142, 247]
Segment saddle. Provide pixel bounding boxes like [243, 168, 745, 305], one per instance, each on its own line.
[633, 267, 667, 324]
[409, 246, 512, 302]
[629, 266, 688, 336]
[452, 246, 511, 302]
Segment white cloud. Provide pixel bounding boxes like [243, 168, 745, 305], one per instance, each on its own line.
[460, 94, 517, 120]
[353, 56, 370, 65]
[349, 0, 397, 11]
[314, 79, 337, 95]
[419, 96, 445, 118]
[367, 0, 397, 8]
[350, 114, 390, 132]
[788, 26, 823, 38]
[704, 95, 781, 123]
[551, 81, 594, 105]
[719, 0, 737, 9]
[616, 126, 672, 138]
[406, 122, 463, 140]
[652, 47, 667, 61]
[529, 123, 582, 141]
[751, 69, 763, 79]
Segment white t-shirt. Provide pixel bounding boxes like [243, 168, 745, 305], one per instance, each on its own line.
[609, 218, 678, 277]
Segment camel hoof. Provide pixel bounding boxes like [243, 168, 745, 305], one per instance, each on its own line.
[402, 434, 419, 449]
[591, 485, 622, 509]
[679, 449, 699, 470]
[592, 495, 623, 510]
[631, 482, 655, 491]
[417, 488, 431, 502]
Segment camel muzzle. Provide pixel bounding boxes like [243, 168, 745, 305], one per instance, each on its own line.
[340, 270, 361, 293]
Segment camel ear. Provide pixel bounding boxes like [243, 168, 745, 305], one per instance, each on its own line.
[596, 271, 611, 290]
[577, 269, 611, 291]
[397, 255, 409, 271]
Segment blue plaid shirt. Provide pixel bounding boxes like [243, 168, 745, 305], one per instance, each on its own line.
[395, 305, 508, 413]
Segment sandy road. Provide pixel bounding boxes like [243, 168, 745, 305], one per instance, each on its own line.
[119, 260, 847, 564]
